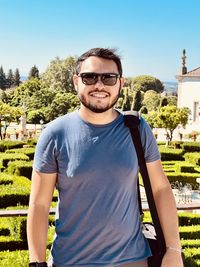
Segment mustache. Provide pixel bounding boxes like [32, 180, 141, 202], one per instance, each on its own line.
[89, 90, 110, 95]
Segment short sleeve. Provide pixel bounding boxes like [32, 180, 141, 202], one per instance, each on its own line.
[33, 126, 58, 173]
[139, 117, 161, 163]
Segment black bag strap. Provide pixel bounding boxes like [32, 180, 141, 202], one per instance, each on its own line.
[124, 111, 166, 254]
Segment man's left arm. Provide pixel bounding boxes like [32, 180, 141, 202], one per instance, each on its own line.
[147, 159, 184, 267]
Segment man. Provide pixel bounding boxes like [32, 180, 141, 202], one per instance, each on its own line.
[27, 48, 183, 267]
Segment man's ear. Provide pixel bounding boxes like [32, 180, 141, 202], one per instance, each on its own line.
[72, 74, 78, 91]
[120, 77, 125, 87]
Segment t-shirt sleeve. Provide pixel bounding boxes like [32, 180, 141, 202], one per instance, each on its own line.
[33, 126, 58, 173]
[139, 117, 161, 163]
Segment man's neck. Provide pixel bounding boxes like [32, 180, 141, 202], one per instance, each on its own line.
[78, 106, 119, 125]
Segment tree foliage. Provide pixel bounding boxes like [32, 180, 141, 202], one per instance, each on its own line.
[0, 101, 22, 139]
[28, 65, 39, 80]
[132, 75, 164, 93]
[142, 90, 161, 112]
[144, 105, 190, 141]
[41, 56, 76, 93]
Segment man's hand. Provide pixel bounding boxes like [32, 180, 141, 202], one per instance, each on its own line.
[161, 249, 184, 267]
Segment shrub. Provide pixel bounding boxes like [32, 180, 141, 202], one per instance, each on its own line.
[179, 212, 200, 226]
[5, 147, 35, 160]
[7, 160, 33, 179]
[175, 162, 197, 173]
[0, 140, 26, 152]
[179, 225, 200, 239]
[0, 153, 29, 168]
[166, 172, 199, 188]
[182, 142, 200, 152]
[184, 152, 200, 166]
[159, 147, 184, 161]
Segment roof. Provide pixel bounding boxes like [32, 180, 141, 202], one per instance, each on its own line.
[183, 67, 200, 77]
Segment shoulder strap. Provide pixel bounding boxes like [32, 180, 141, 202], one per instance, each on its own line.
[124, 111, 166, 254]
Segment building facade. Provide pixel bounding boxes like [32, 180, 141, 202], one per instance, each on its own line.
[176, 50, 200, 131]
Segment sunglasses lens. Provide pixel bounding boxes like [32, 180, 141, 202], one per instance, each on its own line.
[102, 74, 118, 85]
[79, 73, 119, 86]
[81, 73, 98, 85]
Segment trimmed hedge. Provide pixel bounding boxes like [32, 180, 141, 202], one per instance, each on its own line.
[0, 140, 26, 152]
[182, 142, 200, 152]
[179, 225, 200, 239]
[166, 172, 199, 188]
[7, 160, 33, 179]
[0, 174, 30, 208]
[0, 152, 29, 168]
[184, 152, 200, 166]
[5, 147, 35, 160]
[159, 147, 184, 161]
[179, 212, 200, 226]
[175, 162, 196, 173]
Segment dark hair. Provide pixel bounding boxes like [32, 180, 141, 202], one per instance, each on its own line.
[75, 48, 122, 76]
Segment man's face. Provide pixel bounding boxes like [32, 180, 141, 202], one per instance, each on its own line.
[73, 56, 124, 113]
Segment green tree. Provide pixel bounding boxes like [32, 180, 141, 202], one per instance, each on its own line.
[153, 105, 190, 141]
[41, 56, 76, 93]
[132, 75, 164, 93]
[13, 68, 21, 86]
[28, 65, 39, 79]
[0, 101, 22, 139]
[46, 92, 80, 121]
[143, 90, 161, 112]
[6, 69, 15, 88]
[0, 66, 7, 89]
[131, 90, 142, 111]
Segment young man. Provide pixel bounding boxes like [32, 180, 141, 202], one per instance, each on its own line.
[27, 48, 184, 267]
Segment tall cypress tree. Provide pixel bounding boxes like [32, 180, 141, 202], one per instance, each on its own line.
[0, 66, 7, 89]
[6, 69, 15, 88]
[28, 65, 39, 79]
[14, 68, 21, 86]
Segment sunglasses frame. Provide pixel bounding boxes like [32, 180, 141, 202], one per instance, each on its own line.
[78, 72, 121, 86]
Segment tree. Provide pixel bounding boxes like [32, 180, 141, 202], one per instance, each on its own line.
[13, 68, 21, 86]
[132, 75, 164, 93]
[131, 90, 142, 111]
[142, 90, 161, 112]
[41, 56, 76, 93]
[152, 105, 190, 141]
[0, 101, 22, 139]
[6, 69, 15, 88]
[28, 65, 39, 79]
[0, 66, 7, 89]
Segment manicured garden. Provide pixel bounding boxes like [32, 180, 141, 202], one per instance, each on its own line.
[0, 139, 200, 266]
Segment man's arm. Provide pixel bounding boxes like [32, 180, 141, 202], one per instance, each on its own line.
[147, 159, 183, 267]
[27, 170, 57, 262]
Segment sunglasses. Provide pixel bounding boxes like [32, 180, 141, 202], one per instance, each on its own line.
[78, 72, 120, 86]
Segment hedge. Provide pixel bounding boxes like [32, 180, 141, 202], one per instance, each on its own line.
[184, 152, 200, 166]
[179, 212, 200, 226]
[7, 160, 33, 179]
[159, 147, 184, 161]
[179, 225, 200, 239]
[175, 162, 197, 173]
[182, 142, 200, 152]
[0, 174, 30, 208]
[166, 172, 200, 188]
[0, 153, 29, 168]
[5, 147, 35, 160]
[0, 140, 26, 152]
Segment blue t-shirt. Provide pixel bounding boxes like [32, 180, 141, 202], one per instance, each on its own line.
[33, 110, 160, 267]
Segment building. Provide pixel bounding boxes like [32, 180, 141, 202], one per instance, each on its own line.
[176, 49, 200, 131]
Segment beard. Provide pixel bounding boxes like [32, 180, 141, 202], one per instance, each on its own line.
[78, 88, 121, 113]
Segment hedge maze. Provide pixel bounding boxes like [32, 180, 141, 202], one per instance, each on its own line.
[0, 140, 200, 266]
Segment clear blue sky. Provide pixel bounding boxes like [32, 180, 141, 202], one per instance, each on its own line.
[0, 0, 200, 81]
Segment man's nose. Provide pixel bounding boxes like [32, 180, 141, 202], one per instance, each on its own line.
[94, 76, 105, 89]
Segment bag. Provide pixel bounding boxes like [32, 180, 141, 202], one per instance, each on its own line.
[142, 222, 164, 267]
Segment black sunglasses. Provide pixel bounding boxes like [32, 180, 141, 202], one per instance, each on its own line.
[78, 72, 120, 86]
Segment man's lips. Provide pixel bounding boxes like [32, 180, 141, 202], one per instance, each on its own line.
[89, 91, 109, 98]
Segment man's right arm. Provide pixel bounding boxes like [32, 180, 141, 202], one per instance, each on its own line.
[27, 170, 57, 262]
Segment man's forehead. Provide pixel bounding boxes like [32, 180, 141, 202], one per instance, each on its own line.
[80, 56, 118, 72]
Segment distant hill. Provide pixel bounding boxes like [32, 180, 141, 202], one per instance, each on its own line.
[162, 81, 178, 94]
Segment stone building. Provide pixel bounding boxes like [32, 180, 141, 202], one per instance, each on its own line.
[176, 49, 200, 131]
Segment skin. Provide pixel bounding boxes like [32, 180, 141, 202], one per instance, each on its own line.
[27, 56, 183, 267]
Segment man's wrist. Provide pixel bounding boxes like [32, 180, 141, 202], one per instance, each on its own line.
[29, 262, 47, 267]
[166, 246, 183, 254]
